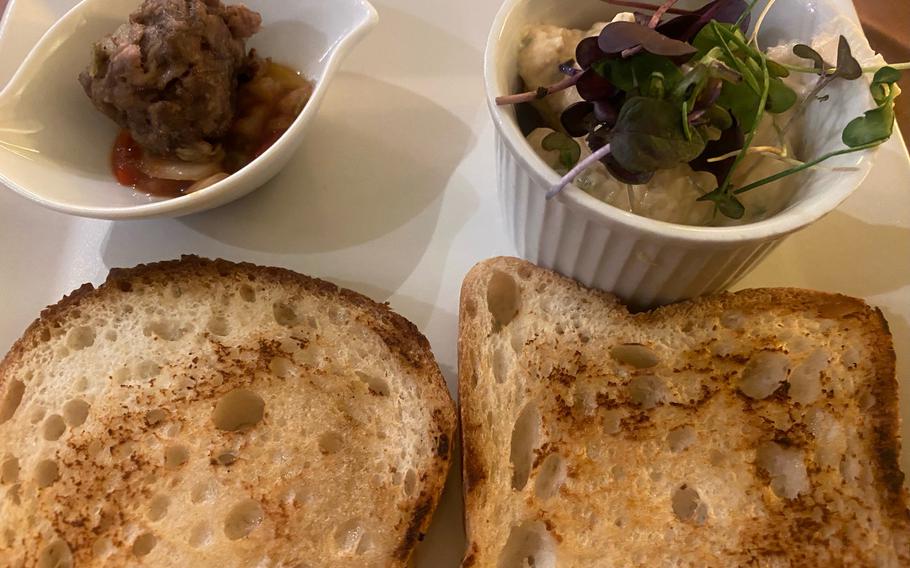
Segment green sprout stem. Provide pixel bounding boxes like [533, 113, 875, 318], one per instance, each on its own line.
[782, 61, 910, 75]
[732, 141, 882, 195]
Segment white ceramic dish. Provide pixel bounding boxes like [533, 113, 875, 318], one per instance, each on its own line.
[0, 0, 377, 220]
[485, 0, 879, 307]
[0, 1, 908, 565]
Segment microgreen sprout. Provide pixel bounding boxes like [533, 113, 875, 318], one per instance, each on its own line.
[497, 0, 906, 219]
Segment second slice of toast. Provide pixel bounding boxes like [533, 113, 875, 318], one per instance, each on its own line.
[459, 257, 909, 567]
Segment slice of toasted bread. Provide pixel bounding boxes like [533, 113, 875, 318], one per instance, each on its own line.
[0, 256, 455, 567]
[459, 257, 909, 567]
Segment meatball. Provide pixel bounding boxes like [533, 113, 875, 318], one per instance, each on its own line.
[79, 0, 262, 161]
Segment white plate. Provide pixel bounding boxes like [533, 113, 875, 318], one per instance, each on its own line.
[0, 0, 908, 565]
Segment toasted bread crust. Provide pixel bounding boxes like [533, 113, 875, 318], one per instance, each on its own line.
[0, 256, 455, 567]
[459, 257, 909, 567]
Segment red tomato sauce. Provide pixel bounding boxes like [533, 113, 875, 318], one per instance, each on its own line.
[110, 61, 314, 198]
[111, 130, 193, 197]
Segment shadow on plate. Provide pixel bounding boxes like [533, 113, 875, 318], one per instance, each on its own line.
[101, 72, 478, 304]
[743, 210, 910, 296]
[414, 430, 466, 568]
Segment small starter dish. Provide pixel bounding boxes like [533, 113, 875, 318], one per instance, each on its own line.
[485, 0, 883, 307]
[0, 0, 378, 219]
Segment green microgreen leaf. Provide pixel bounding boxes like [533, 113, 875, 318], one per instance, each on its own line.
[610, 96, 707, 173]
[792, 43, 828, 75]
[594, 53, 683, 93]
[697, 188, 745, 218]
[766, 77, 797, 113]
[542, 131, 582, 171]
[834, 35, 862, 80]
[842, 66, 901, 147]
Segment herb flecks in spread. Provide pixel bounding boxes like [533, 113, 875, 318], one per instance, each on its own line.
[500, 0, 907, 223]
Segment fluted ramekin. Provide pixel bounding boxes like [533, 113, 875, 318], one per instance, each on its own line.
[484, 0, 877, 308]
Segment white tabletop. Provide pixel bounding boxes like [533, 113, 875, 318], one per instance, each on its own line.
[1, 1, 908, 565]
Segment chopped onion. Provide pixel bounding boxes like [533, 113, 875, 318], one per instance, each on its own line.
[139, 155, 222, 181]
[185, 172, 230, 193]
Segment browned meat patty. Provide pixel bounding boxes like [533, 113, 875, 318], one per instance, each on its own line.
[79, 0, 262, 161]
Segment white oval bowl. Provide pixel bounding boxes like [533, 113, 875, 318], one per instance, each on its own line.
[484, 0, 877, 308]
[0, 0, 378, 219]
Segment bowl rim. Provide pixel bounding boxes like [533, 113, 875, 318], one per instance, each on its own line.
[483, 0, 876, 246]
[0, 0, 379, 220]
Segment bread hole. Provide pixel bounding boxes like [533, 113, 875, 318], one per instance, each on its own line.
[38, 327, 52, 342]
[132, 532, 157, 557]
[35, 459, 59, 488]
[112, 441, 134, 461]
[403, 469, 417, 497]
[487, 271, 520, 329]
[517, 265, 533, 279]
[534, 453, 567, 500]
[92, 537, 112, 559]
[136, 360, 162, 381]
[104, 330, 117, 342]
[62, 399, 90, 428]
[147, 494, 170, 521]
[189, 522, 212, 547]
[603, 408, 625, 435]
[610, 343, 659, 368]
[269, 356, 293, 378]
[510, 403, 541, 491]
[191, 480, 216, 503]
[667, 426, 696, 453]
[356, 372, 390, 396]
[497, 521, 556, 568]
[738, 351, 790, 400]
[6, 483, 21, 505]
[492, 345, 510, 384]
[334, 519, 369, 555]
[145, 408, 168, 427]
[216, 451, 238, 466]
[237, 283, 256, 302]
[213, 389, 265, 431]
[38, 540, 72, 568]
[789, 349, 827, 405]
[0, 380, 25, 425]
[1, 457, 19, 484]
[273, 302, 298, 327]
[30, 407, 46, 425]
[65, 326, 96, 350]
[628, 375, 668, 410]
[720, 310, 745, 330]
[144, 320, 186, 341]
[611, 464, 626, 481]
[72, 377, 88, 392]
[207, 316, 229, 337]
[464, 298, 477, 317]
[224, 499, 264, 540]
[756, 442, 809, 500]
[672, 484, 708, 525]
[318, 432, 344, 455]
[164, 445, 189, 469]
[818, 300, 859, 319]
[42, 414, 66, 441]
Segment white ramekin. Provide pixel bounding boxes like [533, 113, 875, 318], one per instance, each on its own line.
[484, 0, 877, 308]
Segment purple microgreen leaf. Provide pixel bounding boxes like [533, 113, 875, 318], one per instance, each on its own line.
[594, 100, 619, 126]
[689, 122, 743, 185]
[576, 37, 607, 69]
[547, 142, 613, 199]
[560, 101, 597, 137]
[834, 35, 862, 80]
[598, 21, 697, 58]
[792, 43, 829, 75]
[576, 69, 616, 101]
